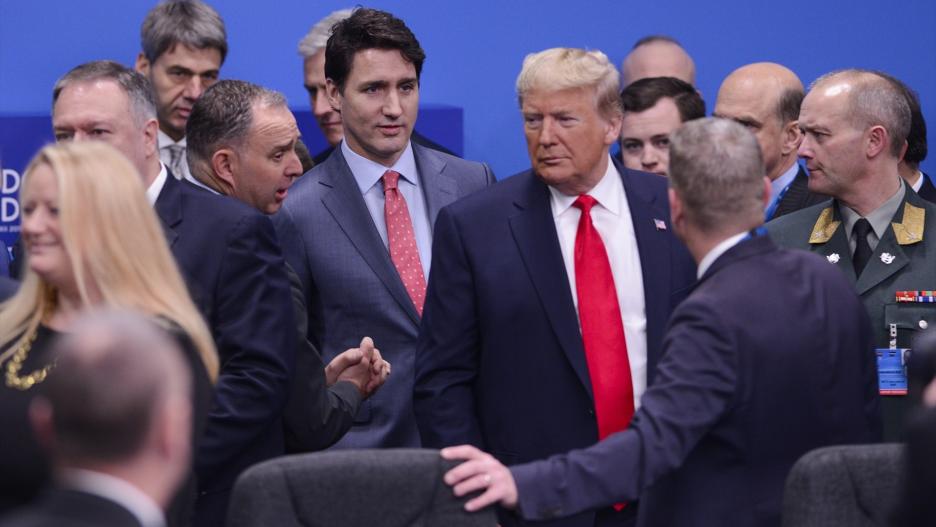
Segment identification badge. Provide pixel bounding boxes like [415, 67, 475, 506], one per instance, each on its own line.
[876, 348, 909, 396]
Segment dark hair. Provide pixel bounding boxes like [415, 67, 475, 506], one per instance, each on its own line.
[141, 0, 227, 63]
[621, 76, 705, 122]
[186, 79, 286, 172]
[324, 8, 425, 92]
[53, 61, 157, 126]
[777, 88, 804, 125]
[878, 73, 927, 165]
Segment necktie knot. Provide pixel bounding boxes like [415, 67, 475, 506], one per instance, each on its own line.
[382, 170, 401, 192]
[853, 218, 872, 238]
[573, 194, 597, 214]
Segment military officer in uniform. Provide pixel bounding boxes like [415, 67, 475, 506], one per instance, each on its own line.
[767, 69, 936, 439]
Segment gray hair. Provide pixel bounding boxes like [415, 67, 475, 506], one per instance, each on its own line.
[53, 60, 157, 126]
[669, 118, 766, 233]
[516, 47, 622, 120]
[141, 0, 227, 63]
[186, 79, 286, 177]
[41, 310, 190, 463]
[811, 69, 911, 158]
[297, 8, 354, 58]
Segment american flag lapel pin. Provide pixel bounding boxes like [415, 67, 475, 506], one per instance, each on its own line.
[654, 218, 667, 231]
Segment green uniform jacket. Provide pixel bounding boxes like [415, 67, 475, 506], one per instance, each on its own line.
[767, 186, 936, 439]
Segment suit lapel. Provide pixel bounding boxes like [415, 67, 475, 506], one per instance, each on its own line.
[508, 175, 593, 398]
[619, 163, 671, 374]
[319, 149, 421, 325]
[774, 167, 809, 219]
[153, 174, 182, 248]
[413, 144, 457, 228]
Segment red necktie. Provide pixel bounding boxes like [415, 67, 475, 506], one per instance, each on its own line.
[573, 195, 634, 511]
[382, 170, 427, 316]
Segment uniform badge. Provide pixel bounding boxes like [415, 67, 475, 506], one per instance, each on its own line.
[881, 252, 895, 265]
[826, 253, 840, 264]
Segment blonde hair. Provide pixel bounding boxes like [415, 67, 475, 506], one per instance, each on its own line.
[0, 142, 218, 381]
[516, 47, 622, 120]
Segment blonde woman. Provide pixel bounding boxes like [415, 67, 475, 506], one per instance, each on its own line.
[0, 141, 217, 518]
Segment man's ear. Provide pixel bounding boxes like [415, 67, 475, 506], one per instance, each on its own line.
[865, 125, 889, 159]
[143, 118, 159, 159]
[134, 52, 151, 76]
[211, 148, 238, 190]
[781, 120, 803, 156]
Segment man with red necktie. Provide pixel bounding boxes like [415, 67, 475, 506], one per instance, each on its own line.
[274, 8, 493, 449]
[414, 47, 696, 527]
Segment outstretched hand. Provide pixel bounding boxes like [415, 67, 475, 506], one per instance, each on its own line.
[441, 445, 518, 512]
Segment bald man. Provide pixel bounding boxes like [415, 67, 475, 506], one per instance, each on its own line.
[621, 35, 695, 87]
[714, 63, 826, 220]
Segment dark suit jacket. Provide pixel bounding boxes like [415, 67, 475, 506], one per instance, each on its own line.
[282, 263, 361, 453]
[770, 165, 827, 220]
[154, 174, 295, 525]
[413, 161, 696, 526]
[0, 488, 143, 527]
[510, 236, 881, 527]
[916, 172, 936, 203]
[274, 143, 493, 449]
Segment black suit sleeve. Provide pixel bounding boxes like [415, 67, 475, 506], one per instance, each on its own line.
[282, 263, 361, 453]
[194, 213, 296, 481]
[414, 206, 485, 448]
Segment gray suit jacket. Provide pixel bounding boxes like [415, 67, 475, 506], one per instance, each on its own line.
[274, 143, 494, 448]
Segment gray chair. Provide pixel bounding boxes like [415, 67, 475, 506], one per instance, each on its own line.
[227, 448, 497, 527]
[781, 443, 905, 527]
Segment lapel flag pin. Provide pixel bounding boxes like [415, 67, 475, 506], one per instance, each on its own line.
[827, 253, 840, 264]
[881, 252, 895, 265]
[654, 219, 667, 231]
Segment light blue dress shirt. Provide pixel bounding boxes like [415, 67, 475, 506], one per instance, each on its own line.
[341, 140, 432, 279]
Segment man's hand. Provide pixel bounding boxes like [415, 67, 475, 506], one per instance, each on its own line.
[442, 445, 518, 512]
[324, 337, 390, 399]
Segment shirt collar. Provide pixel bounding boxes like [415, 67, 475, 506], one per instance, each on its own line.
[59, 468, 166, 527]
[185, 171, 220, 194]
[548, 155, 622, 217]
[146, 164, 169, 206]
[341, 139, 418, 195]
[838, 178, 905, 240]
[697, 231, 748, 279]
[157, 129, 185, 150]
[911, 170, 925, 193]
[770, 162, 800, 200]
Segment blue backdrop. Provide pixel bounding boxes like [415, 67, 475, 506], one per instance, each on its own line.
[1, 0, 934, 178]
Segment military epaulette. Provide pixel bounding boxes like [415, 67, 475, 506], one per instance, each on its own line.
[809, 207, 840, 244]
[892, 202, 925, 245]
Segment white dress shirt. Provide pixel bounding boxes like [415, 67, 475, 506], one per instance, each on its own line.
[549, 155, 648, 410]
[60, 468, 166, 527]
[145, 163, 169, 206]
[158, 130, 190, 181]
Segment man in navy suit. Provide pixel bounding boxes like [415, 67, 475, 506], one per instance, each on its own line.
[51, 60, 295, 526]
[442, 118, 881, 527]
[274, 8, 494, 449]
[414, 48, 696, 526]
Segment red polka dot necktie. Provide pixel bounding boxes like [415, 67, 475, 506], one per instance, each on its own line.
[382, 170, 427, 316]
[573, 195, 634, 510]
